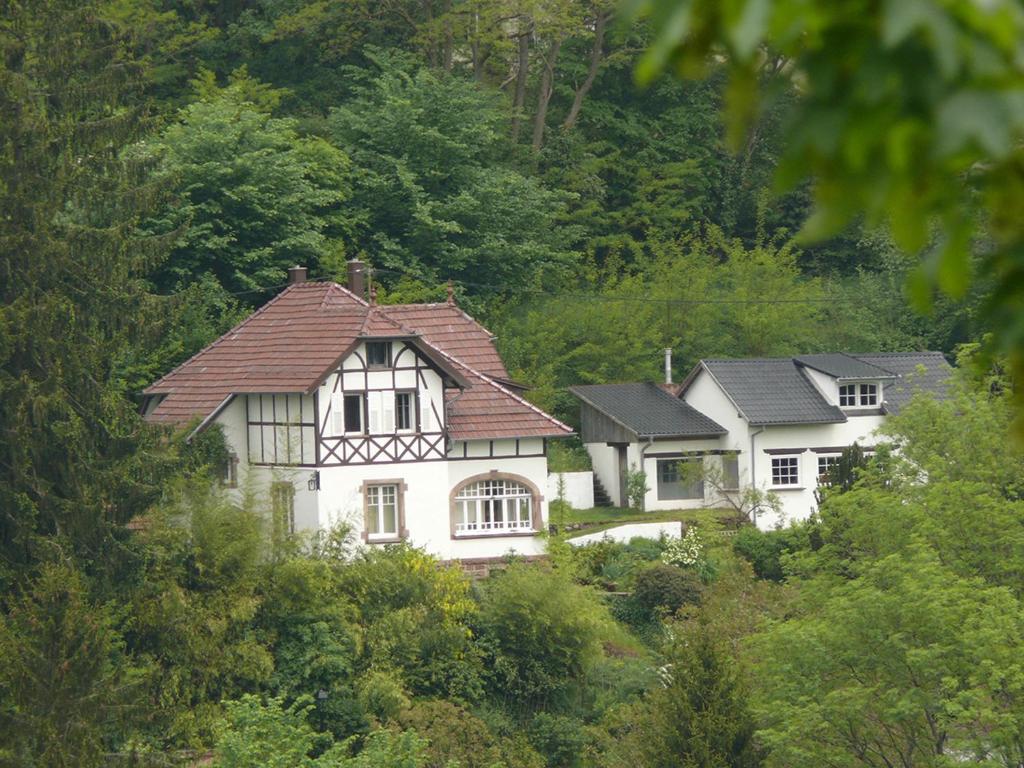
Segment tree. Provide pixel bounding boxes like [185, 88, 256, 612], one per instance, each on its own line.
[136, 70, 351, 298]
[328, 51, 579, 292]
[474, 563, 619, 710]
[631, 0, 1024, 421]
[0, 564, 143, 768]
[752, 546, 1024, 767]
[631, 624, 765, 768]
[0, 0, 174, 577]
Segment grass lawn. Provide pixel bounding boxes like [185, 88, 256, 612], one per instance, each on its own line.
[552, 505, 741, 538]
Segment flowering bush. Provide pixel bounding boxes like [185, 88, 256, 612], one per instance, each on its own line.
[662, 526, 705, 568]
[661, 526, 717, 583]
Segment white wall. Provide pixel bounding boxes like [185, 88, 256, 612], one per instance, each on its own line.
[547, 471, 594, 509]
[638, 437, 729, 511]
[585, 442, 623, 506]
[748, 415, 884, 529]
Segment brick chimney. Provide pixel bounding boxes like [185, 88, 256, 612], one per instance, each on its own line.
[288, 265, 307, 284]
[347, 258, 366, 299]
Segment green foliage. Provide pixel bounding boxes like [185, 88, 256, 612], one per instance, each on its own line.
[625, 464, 650, 511]
[629, 626, 765, 768]
[0, 0, 174, 577]
[475, 564, 619, 710]
[397, 699, 545, 768]
[632, 0, 1024, 419]
[631, 563, 704, 617]
[338, 546, 483, 701]
[752, 547, 1024, 767]
[732, 524, 816, 582]
[213, 695, 432, 768]
[328, 53, 579, 293]
[0, 563, 142, 768]
[126, 484, 272, 746]
[136, 74, 350, 298]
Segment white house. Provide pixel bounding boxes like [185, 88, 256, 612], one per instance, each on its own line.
[142, 263, 572, 561]
[571, 352, 951, 529]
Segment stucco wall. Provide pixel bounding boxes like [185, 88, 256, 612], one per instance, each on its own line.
[585, 442, 623, 506]
[749, 415, 884, 528]
[547, 471, 594, 509]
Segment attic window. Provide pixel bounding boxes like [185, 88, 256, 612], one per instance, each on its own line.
[859, 383, 878, 406]
[366, 341, 392, 367]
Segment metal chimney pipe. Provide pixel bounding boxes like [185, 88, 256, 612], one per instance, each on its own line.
[664, 348, 673, 385]
[288, 265, 307, 284]
[347, 258, 366, 299]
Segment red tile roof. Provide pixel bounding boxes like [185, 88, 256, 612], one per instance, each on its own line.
[383, 303, 510, 379]
[144, 282, 571, 441]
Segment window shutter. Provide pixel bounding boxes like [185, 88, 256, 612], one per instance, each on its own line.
[421, 399, 433, 432]
[383, 393, 395, 432]
[368, 391, 382, 433]
[331, 394, 343, 435]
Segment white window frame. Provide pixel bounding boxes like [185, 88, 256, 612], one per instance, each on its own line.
[859, 382, 878, 406]
[454, 479, 534, 536]
[365, 483, 399, 540]
[817, 454, 840, 483]
[771, 456, 801, 487]
[839, 383, 857, 407]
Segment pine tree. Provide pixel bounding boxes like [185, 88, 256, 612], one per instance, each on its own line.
[0, 0, 171, 579]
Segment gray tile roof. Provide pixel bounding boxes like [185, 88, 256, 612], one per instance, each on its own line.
[701, 359, 848, 426]
[795, 353, 897, 380]
[569, 383, 727, 438]
[852, 352, 952, 413]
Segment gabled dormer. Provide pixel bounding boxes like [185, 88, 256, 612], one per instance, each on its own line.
[794, 354, 897, 414]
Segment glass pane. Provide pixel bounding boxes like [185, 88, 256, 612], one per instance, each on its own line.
[301, 425, 315, 465]
[382, 502, 397, 533]
[262, 425, 276, 463]
[248, 424, 262, 463]
[344, 395, 363, 433]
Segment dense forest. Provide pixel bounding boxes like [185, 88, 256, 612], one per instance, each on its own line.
[1, 1, 1022, 766]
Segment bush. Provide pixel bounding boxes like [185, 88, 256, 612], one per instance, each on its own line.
[732, 525, 814, 582]
[397, 700, 544, 768]
[528, 712, 589, 768]
[632, 564, 704, 616]
[475, 564, 616, 709]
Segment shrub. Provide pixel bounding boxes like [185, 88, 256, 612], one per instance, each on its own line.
[397, 700, 544, 768]
[662, 526, 717, 582]
[632, 564, 704, 616]
[732, 524, 814, 582]
[732, 527, 788, 581]
[528, 712, 589, 768]
[475, 564, 616, 708]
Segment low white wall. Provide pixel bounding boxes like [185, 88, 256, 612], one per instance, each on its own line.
[568, 521, 683, 546]
[547, 471, 594, 509]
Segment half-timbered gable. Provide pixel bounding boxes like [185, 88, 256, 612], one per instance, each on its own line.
[141, 263, 572, 561]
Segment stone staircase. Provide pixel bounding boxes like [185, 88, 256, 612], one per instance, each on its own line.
[592, 475, 613, 507]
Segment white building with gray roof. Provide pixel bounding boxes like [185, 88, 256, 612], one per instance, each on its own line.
[570, 351, 952, 529]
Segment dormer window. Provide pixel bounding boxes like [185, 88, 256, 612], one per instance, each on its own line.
[839, 382, 879, 409]
[366, 341, 392, 367]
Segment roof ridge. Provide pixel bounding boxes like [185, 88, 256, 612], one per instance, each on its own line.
[321, 281, 369, 308]
[387, 301, 498, 339]
[145, 283, 314, 393]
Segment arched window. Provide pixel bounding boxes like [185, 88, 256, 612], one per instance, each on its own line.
[452, 477, 537, 536]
